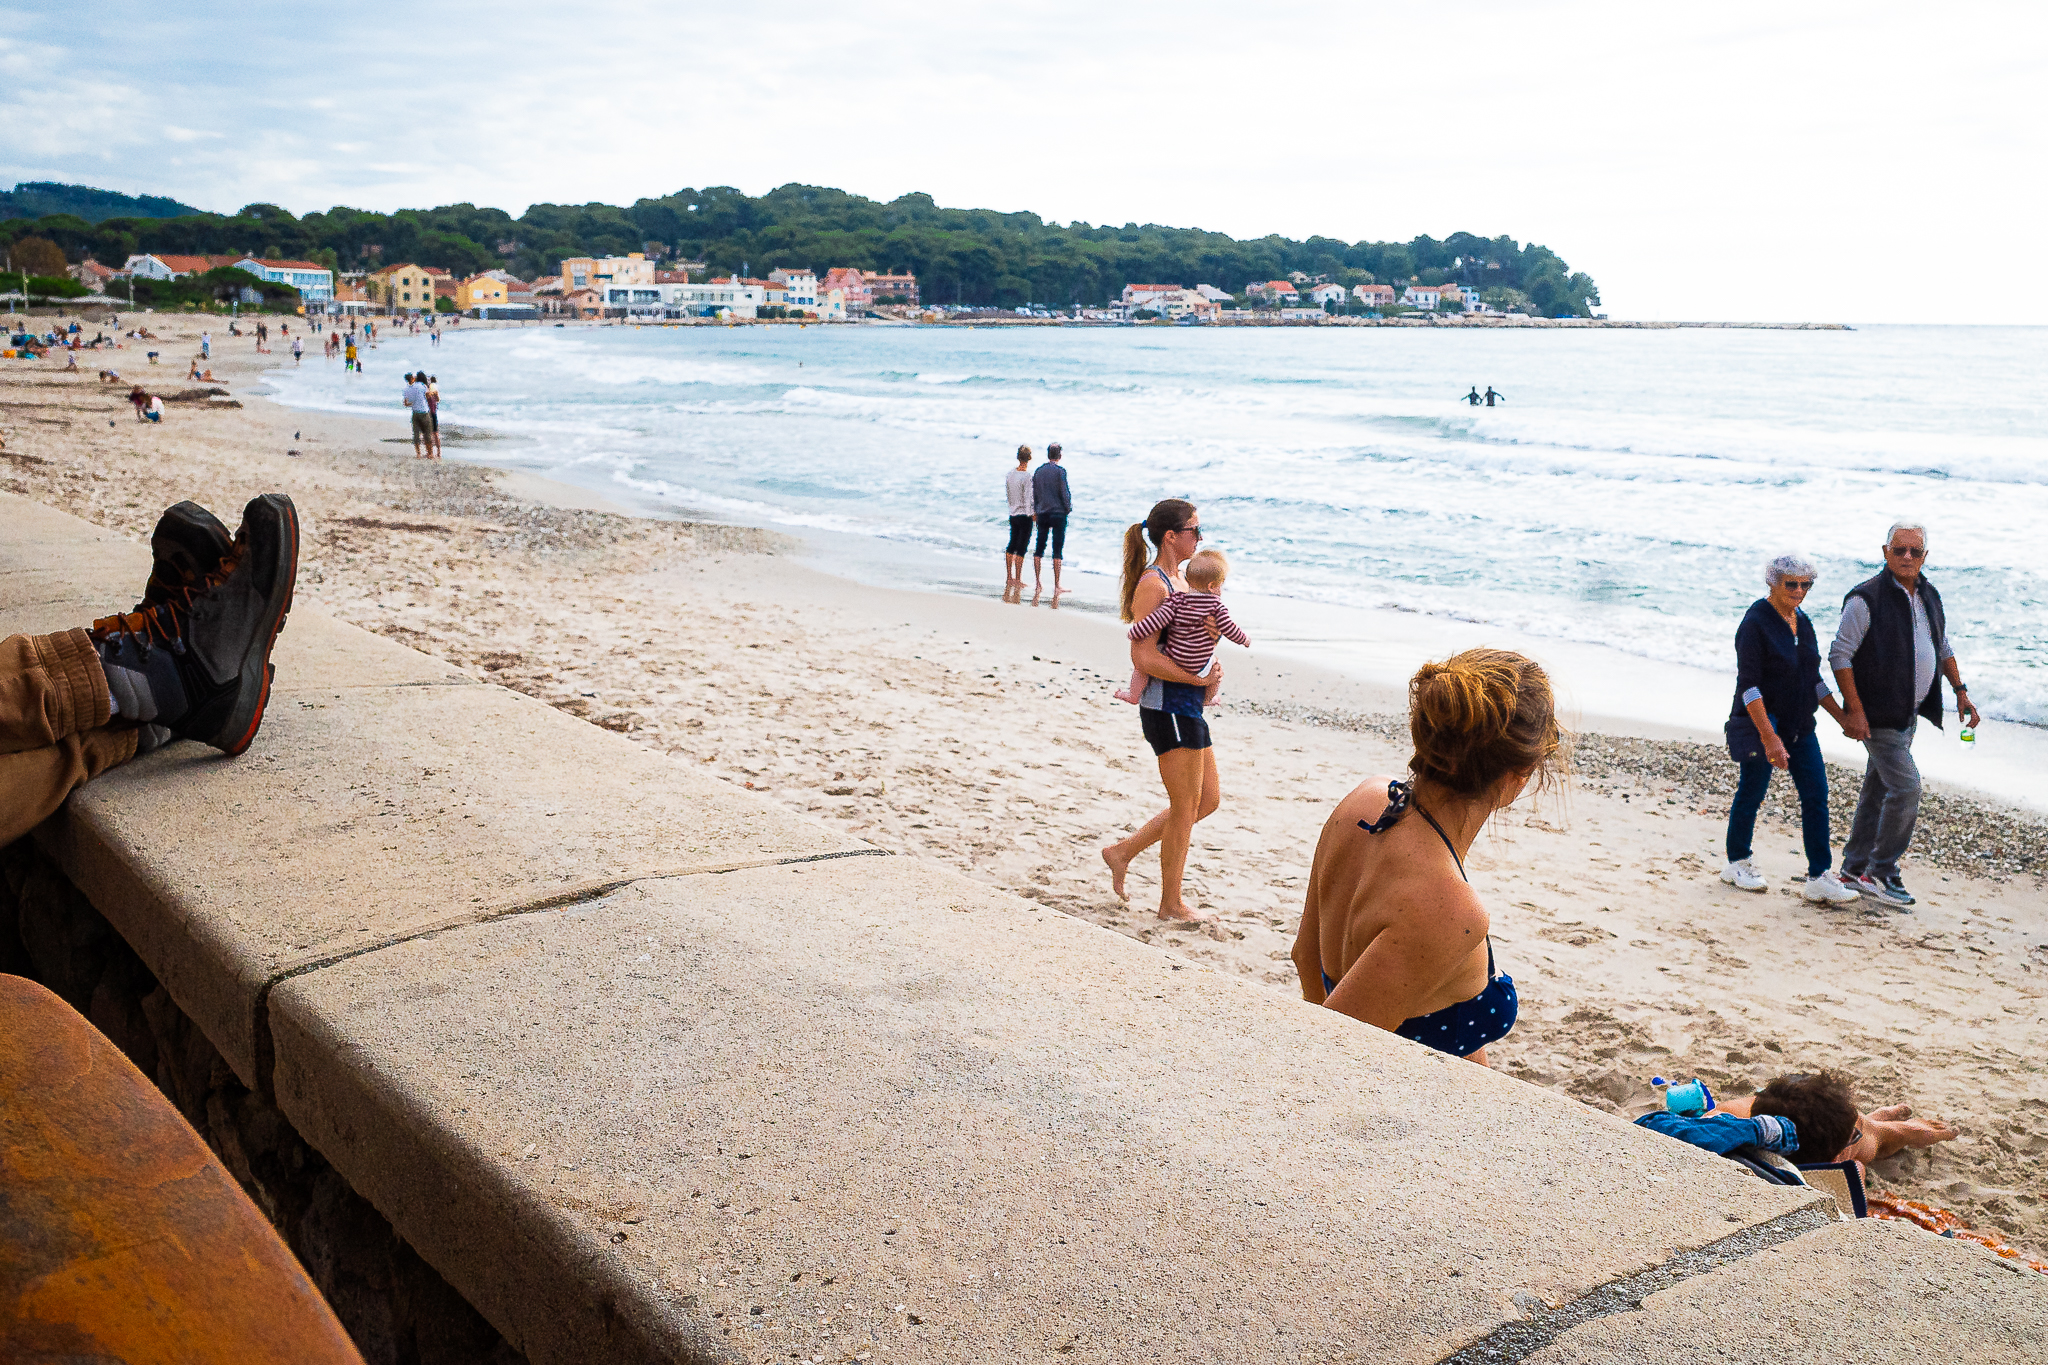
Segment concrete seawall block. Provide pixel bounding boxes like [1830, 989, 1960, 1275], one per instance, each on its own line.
[1525, 1217, 2048, 1363]
[40, 680, 870, 1085]
[270, 857, 1822, 1365]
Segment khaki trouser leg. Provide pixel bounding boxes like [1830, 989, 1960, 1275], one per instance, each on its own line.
[0, 630, 136, 846]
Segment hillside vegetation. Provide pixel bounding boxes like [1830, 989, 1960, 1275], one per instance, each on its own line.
[0, 182, 1598, 315]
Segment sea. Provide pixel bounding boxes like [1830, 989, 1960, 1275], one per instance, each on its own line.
[262, 321, 2048, 800]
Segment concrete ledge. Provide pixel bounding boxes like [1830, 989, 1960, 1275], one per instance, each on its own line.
[269, 858, 1826, 1364]
[1525, 1218, 2048, 1364]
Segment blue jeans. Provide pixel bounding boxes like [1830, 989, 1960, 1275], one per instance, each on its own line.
[1725, 727, 1831, 878]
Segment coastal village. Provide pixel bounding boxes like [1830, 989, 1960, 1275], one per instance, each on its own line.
[80, 250, 1524, 324]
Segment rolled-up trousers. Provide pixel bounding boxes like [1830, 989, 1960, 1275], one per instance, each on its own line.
[0, 630, 136, 848]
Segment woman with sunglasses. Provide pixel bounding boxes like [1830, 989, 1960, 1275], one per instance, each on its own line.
[1102, 499, 1224, 920]
[1721, 552, 1860, 904]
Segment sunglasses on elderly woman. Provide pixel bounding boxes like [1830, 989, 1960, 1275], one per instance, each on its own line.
[1781, 579, 1813, 591]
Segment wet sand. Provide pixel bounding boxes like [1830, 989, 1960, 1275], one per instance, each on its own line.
[5, 314, 2046, 1258]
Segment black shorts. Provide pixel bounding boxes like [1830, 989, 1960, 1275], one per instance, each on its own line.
[1141, 707, 1211, 756]
[1033, 513, 1067, 559]
[1006, 514, 1033, 556]
[429, 410, 439, 430]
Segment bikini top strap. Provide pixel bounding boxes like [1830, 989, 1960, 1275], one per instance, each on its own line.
[1148, 564, 1176, 594]
[1411, 801, 1468, 883]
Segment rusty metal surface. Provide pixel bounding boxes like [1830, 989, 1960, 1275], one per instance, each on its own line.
[0, 973, 366, 1364]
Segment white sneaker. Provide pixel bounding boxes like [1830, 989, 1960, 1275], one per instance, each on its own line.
[1801, 870, 1862, 905]
[1720, 859, 1768, 892]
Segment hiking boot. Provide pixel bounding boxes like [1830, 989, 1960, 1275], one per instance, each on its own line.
[1719, 859, 1767, 892]
[91, 494, 299, 755]
[1801, 870, 1862, 905]
[136, 501, 232, 609]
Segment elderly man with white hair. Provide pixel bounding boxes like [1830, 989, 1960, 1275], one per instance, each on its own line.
[1829, 521, 1980, 910]
[1721, 551, 1860, 904]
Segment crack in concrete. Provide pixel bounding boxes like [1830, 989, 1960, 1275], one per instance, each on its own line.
[247, 845, 891, 1094]
[1432, 1204, 1837, 1363]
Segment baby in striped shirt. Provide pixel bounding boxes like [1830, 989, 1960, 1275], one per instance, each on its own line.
[1115, 549, 1251, 706]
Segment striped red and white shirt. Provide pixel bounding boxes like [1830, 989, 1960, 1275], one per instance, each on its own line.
[1127, 593, 1249, 674]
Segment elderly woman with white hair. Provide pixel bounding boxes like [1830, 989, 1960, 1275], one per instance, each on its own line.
[1720, 552, 1860, 903]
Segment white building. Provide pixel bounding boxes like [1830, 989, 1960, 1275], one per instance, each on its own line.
[649, 276, 764, 318]
[1194, 284, 1233, 302]
[1401, 284, 1442, 310]
[230, 256, 335, 301]
[767, 268, 818, 310]
[1307, 282, 1348, 307]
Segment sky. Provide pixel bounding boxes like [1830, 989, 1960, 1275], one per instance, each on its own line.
[4, 0, 2042, 322]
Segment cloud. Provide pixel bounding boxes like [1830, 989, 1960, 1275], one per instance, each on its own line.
[3, 0, 2044, 321]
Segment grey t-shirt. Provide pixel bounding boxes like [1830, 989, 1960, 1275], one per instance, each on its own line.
[402, 381, 430, 413]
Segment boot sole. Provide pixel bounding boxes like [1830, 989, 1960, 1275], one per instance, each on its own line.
[216, 496, 299, 757]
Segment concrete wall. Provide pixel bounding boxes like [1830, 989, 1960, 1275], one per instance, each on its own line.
[7, 490, 2043, 1364]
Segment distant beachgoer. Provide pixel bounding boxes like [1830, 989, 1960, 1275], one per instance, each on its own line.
[187, 358, 203, 380]
[1030, 442, 1072, 599]
[1484, 386, 1503, 406]
[1463, 386, 1482, 406]
[1100, 499, 1225, 921]
[402, 372, 434, 458]
[1292, 649, 1565, 1064]
[292, 336, 303, 365]
[1116, 548, 1247, 706]
[1720, 552, 1860, 904]
[64, 350, 78, 371]
[344, 338, 358, 371]
[426, 375, 442, 456]
[1829, 521, 1979, 909]
[128, 386, 149, 420]
[144, 395, 163, 424]
[200, 331, 211, 359]
[1004, 446, 1035, 598]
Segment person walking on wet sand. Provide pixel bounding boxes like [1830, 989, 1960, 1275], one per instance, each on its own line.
[1293, 649, 1564, 1065]
[1101, 499, 1227, 922]
[1719, 552, 1860, 904]
[1003, 446, 1035, 601]
[1829, 520, 1981, 909]
[1031, 442, 1072, 601]
[402, 372, 436, 459]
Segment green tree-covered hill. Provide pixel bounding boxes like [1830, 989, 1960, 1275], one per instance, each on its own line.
[0, 182, 203, 223]
[0, 182, 1599, 315]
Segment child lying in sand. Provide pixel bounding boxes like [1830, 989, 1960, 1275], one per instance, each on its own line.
[1115, 548, 1249, 705]
[1640, 1068, 1958, 1166]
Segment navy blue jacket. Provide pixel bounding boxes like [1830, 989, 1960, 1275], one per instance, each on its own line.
[1729, 599, 1824, 741]
[1031, 461, 1071, 517]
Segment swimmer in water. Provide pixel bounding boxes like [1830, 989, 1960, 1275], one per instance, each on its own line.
[1464, 386, 1482, 406]
[1484, 386, 1504, 407]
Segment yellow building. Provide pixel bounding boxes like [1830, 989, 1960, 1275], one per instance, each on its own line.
[369, 263, 438, 311]
[558, 253, 654, 293]
[456, 272, 515, 310]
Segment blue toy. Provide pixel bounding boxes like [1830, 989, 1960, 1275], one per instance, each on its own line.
[1651, 1075, 1715, 1117]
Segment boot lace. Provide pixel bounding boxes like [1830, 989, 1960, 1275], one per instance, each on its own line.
[92, 539, 245, 651]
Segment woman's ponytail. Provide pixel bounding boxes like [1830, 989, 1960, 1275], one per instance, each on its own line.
[1120, 523, 1151, 621]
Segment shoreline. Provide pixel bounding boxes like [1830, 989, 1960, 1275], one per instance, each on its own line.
[6, 317, 2046, 1260]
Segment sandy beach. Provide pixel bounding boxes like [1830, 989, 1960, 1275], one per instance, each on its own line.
[6, 314, 2046, 1260]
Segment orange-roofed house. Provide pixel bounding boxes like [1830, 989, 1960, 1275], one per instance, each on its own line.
[864, 271, 917, 305]
[821, 267, 872, 312]
[121, 253, 235, 280]
[1353, 283, 1395, 310]
[370, 263, 440, 312]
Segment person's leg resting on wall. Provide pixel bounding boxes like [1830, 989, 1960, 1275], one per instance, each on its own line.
[0, 496, 299, 847]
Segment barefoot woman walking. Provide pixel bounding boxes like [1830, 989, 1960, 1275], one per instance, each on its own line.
[1102, 499, 1224, 921]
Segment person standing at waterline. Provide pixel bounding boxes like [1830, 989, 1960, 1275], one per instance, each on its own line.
[1830, 522, 1981, 910]
[1031, 442, 1072, 600]
[1003, 446, 1035, 600]
[1720, 554, 1859, 904]
[1101, 499, 1225, 921]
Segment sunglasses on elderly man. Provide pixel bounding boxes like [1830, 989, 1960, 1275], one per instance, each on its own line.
[1886, 545, 1926, 559]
